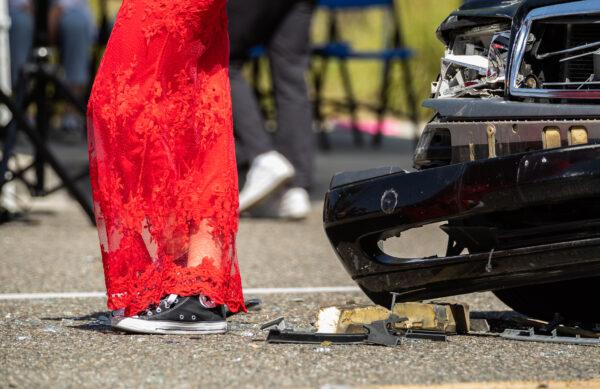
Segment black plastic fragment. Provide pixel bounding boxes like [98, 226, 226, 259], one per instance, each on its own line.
[226, 298, 262, 318]
[266, 330, 367, 345]
[404, 329, 448, 342]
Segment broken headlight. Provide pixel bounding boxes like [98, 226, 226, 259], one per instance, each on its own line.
[486, 31, 510, 83]
[433, 25, 510, 99]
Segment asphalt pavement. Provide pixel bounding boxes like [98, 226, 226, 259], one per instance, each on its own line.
[1, 133, 599, 388]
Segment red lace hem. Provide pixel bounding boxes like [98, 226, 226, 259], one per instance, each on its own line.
[106, 258, 246, 316]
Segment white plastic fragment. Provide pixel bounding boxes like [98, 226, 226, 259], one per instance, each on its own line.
[316, 306, 341, 334]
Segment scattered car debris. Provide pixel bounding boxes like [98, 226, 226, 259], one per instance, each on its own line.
[469, 319, 491, 335]
[501, 328, 600, 346]
[265, 325, 368, 346]
[257, 292, 600, 348]
[403, 329, 448, 342]
[258, 302, 600, 348]
[260, 316, 289, 332]
[474, 311, 600, 339]
[262, 316, 371, 345]
[316, 301, 470, 335]
[362, 314, 404, 346]
[261, 312, 447, 347]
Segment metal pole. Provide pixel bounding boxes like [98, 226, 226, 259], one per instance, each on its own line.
[33, 49, 49, 196]
[0, 0, 18, 213]
[0, 92, 96, 223]
[0, 0, 11, 125]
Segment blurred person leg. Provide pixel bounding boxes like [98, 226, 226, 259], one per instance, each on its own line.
[8, 1, 33, 87]
[228, 0, 315, 217]
[57, 6, 93, 94]
[229, 1, 295, 213]
[229, 62, 271, 166]
[268, 0, 315, 218]
[49, 2, 95, 142]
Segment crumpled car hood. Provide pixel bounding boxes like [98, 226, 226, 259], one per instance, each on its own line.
[456, 0, 524, 19]
[437, 0, 581, 44]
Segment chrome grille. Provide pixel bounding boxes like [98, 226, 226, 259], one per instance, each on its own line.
[565, 24, 600, 82]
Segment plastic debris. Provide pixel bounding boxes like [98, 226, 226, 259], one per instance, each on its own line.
[60, 318, 75, 326]
[42, 325, 60, 333]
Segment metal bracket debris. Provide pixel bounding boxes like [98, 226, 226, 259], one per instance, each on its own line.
[260, 316, 289, 332]
[500, 328, 600, 346]
[363, 314, 405, 346]
[364, 313, 448, 345]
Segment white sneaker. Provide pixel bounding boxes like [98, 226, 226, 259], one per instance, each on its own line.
[277, 187, 311, 220]
[246, 187, 312, 219]
[110, 295, 227, 335]
[239, 151, 295, 212]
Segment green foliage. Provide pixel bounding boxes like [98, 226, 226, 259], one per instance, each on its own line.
[311, 0, 462, 118]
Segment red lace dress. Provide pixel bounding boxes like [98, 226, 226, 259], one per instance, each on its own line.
[87, 0, 244, 316]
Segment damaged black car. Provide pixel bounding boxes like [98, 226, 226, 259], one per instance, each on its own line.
[324, 0, 600, 324]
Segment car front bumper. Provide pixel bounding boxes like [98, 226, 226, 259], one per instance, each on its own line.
[323, 144, 600, 302]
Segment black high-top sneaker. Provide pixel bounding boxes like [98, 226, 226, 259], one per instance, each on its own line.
[111, 294, 227, 335]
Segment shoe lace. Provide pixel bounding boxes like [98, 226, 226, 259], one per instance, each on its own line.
[164, 294, 179, 308]
[144, 294, 179, 315]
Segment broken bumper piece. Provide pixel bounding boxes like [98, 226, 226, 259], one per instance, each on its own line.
[323, 144, 600, 304]
[262, 316, 446, 347]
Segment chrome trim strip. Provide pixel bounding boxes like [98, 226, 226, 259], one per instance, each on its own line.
[509, 0, 600, 99]
[537, 40, 600, 60]
[543, 81, 600, 86]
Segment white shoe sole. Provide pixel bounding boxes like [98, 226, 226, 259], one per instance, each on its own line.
[278, 210, 310, 220]
[111, 317, 227, 335]
[239, 174, 292, 212]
